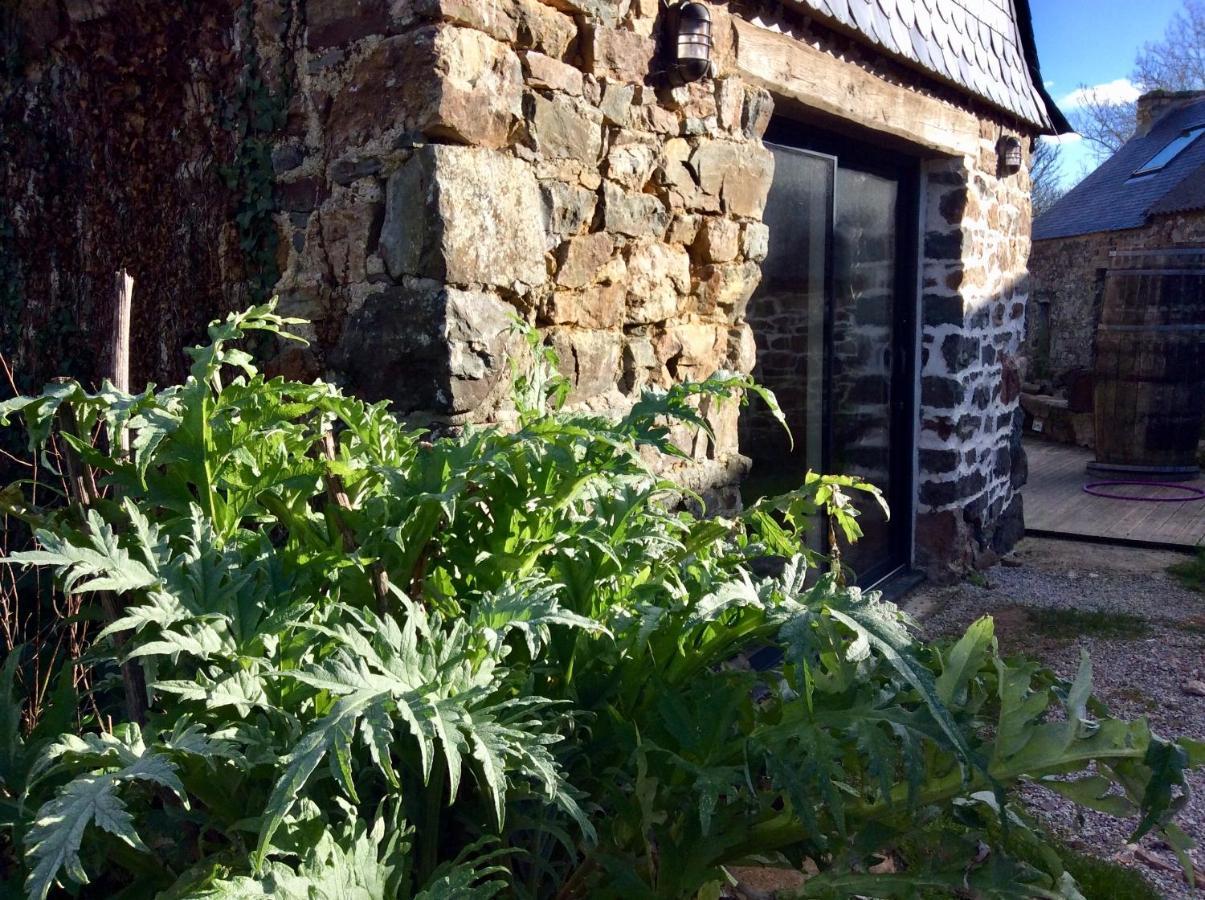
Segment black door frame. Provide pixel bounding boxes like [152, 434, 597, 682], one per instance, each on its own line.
[763, 118, 922, 587]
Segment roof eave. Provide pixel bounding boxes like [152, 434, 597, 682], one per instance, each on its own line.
[1012, 0, 1073, 134]
[775, 0, 1069, 134]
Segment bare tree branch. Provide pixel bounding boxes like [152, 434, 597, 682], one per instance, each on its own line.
[1070, 0, 1205, 162]
[1071, 97, 1138, 159]
[1031, 139, 1067, 219]
[1134, 0, 1205, 91]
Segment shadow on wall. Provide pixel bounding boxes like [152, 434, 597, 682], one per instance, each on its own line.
[916, 266, 1030, 581]
[330, 282, 521, 422]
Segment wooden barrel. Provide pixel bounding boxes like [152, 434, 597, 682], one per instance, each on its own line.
[1090, 248, 1205, 481]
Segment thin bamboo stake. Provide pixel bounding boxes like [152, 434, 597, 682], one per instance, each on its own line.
[104, 269, 146, 724]
[112, 268, 133, 457]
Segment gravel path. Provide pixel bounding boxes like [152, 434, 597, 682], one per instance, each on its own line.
[904, 537, 1205, 899]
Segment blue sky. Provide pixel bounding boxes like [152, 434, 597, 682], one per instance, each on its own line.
[1030, 0, 1185, 186]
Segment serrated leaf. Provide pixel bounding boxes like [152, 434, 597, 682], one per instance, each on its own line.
[24, 753, 181, 900]
[1041, 775, 1135, 817]
[8, 511, 157, 596]
[936, 616, 994, 706]
[155, 671, 271, 716]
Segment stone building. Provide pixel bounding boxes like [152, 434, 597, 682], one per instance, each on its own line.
[0, 0, 1066, 584]
[1029, 91, 1205, 401]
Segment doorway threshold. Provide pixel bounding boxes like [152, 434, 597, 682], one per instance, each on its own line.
[866, 567, 926, 603]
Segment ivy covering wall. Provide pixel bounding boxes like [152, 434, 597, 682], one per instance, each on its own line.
[0, 0, 295, 396]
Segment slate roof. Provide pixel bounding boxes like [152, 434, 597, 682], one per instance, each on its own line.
[782, 0, 1067, 132]
[1148, 164, 1205, 217]
[1034, 97, 1205, 241]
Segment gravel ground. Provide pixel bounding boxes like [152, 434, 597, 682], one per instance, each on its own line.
[904, 537, 1205, 899]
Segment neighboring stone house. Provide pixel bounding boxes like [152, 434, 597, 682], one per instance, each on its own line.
[1029, 91, 1205, 401]
[0, 0, 1066, 584]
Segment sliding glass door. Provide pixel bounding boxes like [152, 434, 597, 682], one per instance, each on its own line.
[739, 123, 918, 585]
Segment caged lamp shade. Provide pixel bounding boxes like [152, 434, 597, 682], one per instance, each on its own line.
[1000, 136, 1024, 174]
[668, 2, 713, 86]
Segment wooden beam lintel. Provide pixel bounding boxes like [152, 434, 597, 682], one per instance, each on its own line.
[729, 16, 983, 158]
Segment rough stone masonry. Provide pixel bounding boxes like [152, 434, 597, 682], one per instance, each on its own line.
[274, 0, 778, 509]
[1, 0, 1038, 581]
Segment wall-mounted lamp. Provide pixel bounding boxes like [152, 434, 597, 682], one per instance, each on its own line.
[999, 136, 1023, 175]
[667, 2, 713, 86]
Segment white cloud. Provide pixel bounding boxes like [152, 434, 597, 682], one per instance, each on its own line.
[1040, 132, 1083, 146]
[1058, 78, 1141, 110]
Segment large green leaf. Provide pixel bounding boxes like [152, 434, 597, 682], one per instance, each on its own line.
[25, 745, 183, 900]
[0, 302, 1199, 900]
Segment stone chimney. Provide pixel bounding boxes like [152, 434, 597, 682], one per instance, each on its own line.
[1136, 89, 1205, 135]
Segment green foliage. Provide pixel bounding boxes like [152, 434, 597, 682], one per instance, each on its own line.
[23, 726, 189, 900]
[1025, 607, 1151, 640]
[218, 0, 290, 304]
[1058, 846, 1163, 900]
[891, 813, 1163, 900]
[1007, 835, 1163, 900]
[1169, 549, 1205, 593]
[0, 303, 1201, 898]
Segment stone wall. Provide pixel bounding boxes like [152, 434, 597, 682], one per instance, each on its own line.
[1028, 214, 1205, 388]
[2, 0, 1043, 580]
[263, 0, 779, 502]
[719, 5, 1039, 581]
[914, 134, 1034, 579]
[0, 0, 250, 392]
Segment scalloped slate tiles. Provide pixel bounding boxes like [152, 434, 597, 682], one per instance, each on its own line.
[786, 0, 1055, 129]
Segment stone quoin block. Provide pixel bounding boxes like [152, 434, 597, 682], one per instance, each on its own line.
[306, 0, 389, 49]
[690, 140, 776, 218]
[921, 375, 966, 410]
[541, 180, 598, 239]
[606, 133, 660, 190]
[693, 217, 742, 264]
[923, 229, 966, 261]
[380, 145, 546, 288]
[325, 26, 523, 150]
[741, 222, 770, 262]
[919, 448, 961, 475]
[583, 24, 655, 81]
[625, 241, 691, 324]
[412, 0, 576, 58]
[412, 0, 521, 44]
[549, 328, 624, 400]
[330, 283, 517, 416]
[919, 471, 987, 509]
[522, 51, 584, 95]
[940, 333, 979, 371]
[544, 283, 625, 329]
[555, 232, 615, 288]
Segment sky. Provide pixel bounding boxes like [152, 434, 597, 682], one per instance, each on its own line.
[1030, 0, 1185, 187]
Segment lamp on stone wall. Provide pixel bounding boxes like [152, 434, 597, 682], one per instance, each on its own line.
[999, 136, 1024, 175]
[667, 2, 713, 86]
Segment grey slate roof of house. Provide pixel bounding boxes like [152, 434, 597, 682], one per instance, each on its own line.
[1033, 97, 1205, 241]
[782, 0, 1067, 131]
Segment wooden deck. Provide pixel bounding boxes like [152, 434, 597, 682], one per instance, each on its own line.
[1023, 440, 1205, 548]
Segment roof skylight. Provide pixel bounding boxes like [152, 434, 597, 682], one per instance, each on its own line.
[1132, 126, 1205, 177]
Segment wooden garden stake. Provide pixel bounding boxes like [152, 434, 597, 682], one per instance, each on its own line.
[82, 267, 147, 725]
[108, 269, 146, 722]
[112, 268, 133, 456]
